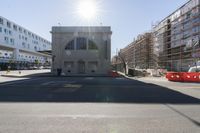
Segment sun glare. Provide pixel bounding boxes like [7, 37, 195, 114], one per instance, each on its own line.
[77, 0, 98, 20]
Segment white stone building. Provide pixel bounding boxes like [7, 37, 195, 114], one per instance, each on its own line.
[0, 16, 51, 70]
[51, 26, 112, 75]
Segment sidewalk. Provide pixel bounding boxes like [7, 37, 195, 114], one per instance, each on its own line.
[0, 76, 28, 83]
[117, 71, 200, 99]
[0, 70, 51, 84]
[0, 69, 51, 77]
[117, 71, 167, 82]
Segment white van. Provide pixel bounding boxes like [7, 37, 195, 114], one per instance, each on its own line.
[188, 66, 200, 72]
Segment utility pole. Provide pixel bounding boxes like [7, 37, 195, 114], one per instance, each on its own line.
[115, 48, 118, 71]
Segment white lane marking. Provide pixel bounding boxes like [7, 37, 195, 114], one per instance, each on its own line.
[41, 81, 55, 86]
[115, 77, 125, 80]
[84, 77, 94, 80]
[7, 114, 141, 119]
[41, 81, 76, 86]
[0, 78, 48, 86]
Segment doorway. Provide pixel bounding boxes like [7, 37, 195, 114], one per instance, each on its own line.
[78, 61, 85, 74]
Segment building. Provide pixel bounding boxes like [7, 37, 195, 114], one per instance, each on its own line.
[153, 0, 200, 72]
[0, 16, 51, 70]
[112, 32, 156, 73]
[51, 26, 112, 75]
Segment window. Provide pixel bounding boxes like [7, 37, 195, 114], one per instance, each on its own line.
[9, 30, 12, 35]
[76, 37, 87, 50]
[10, 38, 14, 45]
[4, 37, 9, 43]
[13, 25, 17, 31]
[7, 21, 11, 28]
[0, 18, 3, 25]
[34, 46, 37, 51]
[22, 42, 26, 48]
[186, 11, 191, 19]
[192, 27, 199, 34]
[4, 29, 7, 34]
[0, 27, 2, 32]
[24, 30, 27, 35]
[88, 40, 98, 50]
[19, 27, 22, 32]
[65, 40, 75, 50]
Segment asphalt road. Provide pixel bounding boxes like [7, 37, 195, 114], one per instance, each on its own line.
[0, 76, 199, 132]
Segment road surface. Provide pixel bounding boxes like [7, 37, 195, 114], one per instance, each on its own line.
[0, 74, 199, 132]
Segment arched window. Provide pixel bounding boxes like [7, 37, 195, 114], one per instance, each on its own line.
[88, 40, 98, 50]
[77, 37, 87, 50]
[65, 40, 75, 50]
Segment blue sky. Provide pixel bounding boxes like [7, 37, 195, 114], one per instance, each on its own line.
[1, 0, 189, 56]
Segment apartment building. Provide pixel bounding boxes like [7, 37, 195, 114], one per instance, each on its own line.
[51, 26, 112, 75]
[113, 32, 156, 73]
[153, 0, 200, 71]
[0, 16, 51, 70]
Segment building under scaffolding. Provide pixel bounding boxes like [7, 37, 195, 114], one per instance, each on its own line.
[153, 0, 200, 72]
[112, 32, 156, 73]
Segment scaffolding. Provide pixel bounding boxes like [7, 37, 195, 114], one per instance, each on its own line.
[153, 0, 200, 72]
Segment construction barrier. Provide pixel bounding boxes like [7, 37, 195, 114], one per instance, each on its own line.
[183, 72, 200, 82]
[166, 72, 185, 82]
[108, 71, 120, 77]
[166, 72, 200, 82]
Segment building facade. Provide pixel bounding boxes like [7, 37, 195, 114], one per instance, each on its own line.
[112, 32, 156, 73]
[0, 16, 51, 70]
[154, 0, 200, 71]
[51, 26, 112, 75]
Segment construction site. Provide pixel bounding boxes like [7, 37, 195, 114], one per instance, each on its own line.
[153, 0, 200, 72]
[112, 0, 200, 76]
[112, 32, 157, 76]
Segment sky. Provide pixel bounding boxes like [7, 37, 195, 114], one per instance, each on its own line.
[0, 0, 189, 56]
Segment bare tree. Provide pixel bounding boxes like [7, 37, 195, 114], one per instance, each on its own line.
[118, 52, 128, 75]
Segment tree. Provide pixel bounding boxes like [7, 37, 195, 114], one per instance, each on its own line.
[118, 52, 128, 75]
[35, 60, 39, 67]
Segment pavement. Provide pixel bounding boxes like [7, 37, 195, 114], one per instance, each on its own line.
[118, 72, 200, 100]
[0, 70, 199, 132]
[0, 69, 51, 77]
[0, 69, 51, 83]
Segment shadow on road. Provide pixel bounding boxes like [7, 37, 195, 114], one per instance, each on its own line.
[165, 104, 200, 127]
[0, 76, 200, 104]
